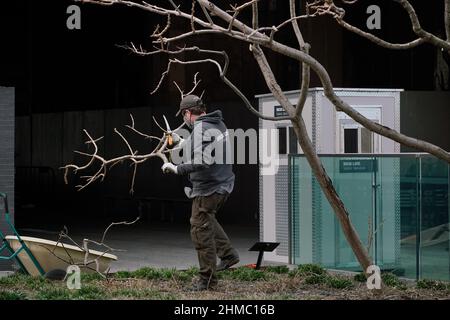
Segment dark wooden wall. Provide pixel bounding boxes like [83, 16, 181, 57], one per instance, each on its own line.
[0, 87, 15, 270]
[400, 91, 450, 153]
[14, 102, 259, 227]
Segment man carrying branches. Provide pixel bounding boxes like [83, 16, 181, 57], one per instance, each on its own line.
[161, 94, 239, 291]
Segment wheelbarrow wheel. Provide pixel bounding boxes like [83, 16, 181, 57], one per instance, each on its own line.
[44, 269, 67, 281]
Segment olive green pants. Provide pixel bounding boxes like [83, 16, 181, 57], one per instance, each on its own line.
[190, 192, 235, 284]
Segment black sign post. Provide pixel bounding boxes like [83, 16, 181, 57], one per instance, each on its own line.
[249, 242, 280, 270]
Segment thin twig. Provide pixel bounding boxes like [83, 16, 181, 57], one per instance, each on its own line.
[61, 114, 181, 192]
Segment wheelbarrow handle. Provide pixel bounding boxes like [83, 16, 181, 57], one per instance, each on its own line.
[0, 193, 9, 214]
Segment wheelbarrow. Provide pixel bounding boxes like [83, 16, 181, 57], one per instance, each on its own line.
[0, 192, 117, 277]
[0, 192, 45, 276]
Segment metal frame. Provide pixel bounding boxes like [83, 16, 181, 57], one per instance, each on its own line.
[0, 192, 45, 276]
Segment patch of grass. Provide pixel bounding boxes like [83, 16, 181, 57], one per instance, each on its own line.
[326, 276, 354, 289]
[184, 266, 199, 276]
[158, 268, 181, 280]
[112, 288, 178, 300]
[219, 267, 267, 281]
[0, 274, 49, 290]
[265, 266, 290, 274]
[81, 272, 105, 282]
[353, 272, 367, 283]
[297, 264, 326, 276]
[0, 273, 24, 286]
[302, 271, 354, 289]
[146, 291, 178, 300]
[270, 293, 296, 300]
[115, 271, 133, 279]
[381, 273, 406, 290]
[166, 268, 198, 282]
[73, 285, 107, 300]
[290, 264, 327, 280]
[131, 267, 164, 280]
[417, 279, 449, 291]
[0, 290, 28, 300]
[180, 266, 199, 280]
[24, 276, 50, 290]
[36, 284, 107, 300]
[288, 270, 299, 278]
[381, 273, 399, 286]
[304, 274, 328, 285]
[36, 288, 71, 300]
[131, 267, 178, 280]
[115, 267, 195, 283]
[173, 270, 195, 282]
[112, 288, 145, 299]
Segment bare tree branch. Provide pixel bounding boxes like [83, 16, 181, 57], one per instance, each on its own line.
[173, 71, 202, 99]
[167, 0, 180, 12]
[289, 0, 306, 49]
[287, 0, 311, 116]
[77, 0, 199, 24]
[171, 57, 292, 121]
[61, 114, 185, 193]
[152, 13, 171, 38]
[276, 14, 317, 33]
[252, 0, 258, 30]
[190, 0, 196, 32]
[134, 45, 292, 121]
[45, 217, 141, 277]
[336, 18, 425, 50]
[125, 114, 162, 141]
[228, 0, 259, 32]
[100, 215, 141, 245]
[306, 0, 450, 52]
[114, 127, 136, 156]
[197, 0, 214, 26]
[295, 45, 311, 117]
[394, 0, 450, 51]
[251, 45, 295, 116]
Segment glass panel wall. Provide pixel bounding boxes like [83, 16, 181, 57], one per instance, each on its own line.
[289, 154, 449, 281]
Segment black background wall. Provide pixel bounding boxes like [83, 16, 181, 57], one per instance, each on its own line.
[0, 87, 14, 269]
[401, 91, 450, 152]
[0, 0, 448, 229]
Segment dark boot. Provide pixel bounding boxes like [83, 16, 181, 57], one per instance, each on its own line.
[217, 252, 240, 271]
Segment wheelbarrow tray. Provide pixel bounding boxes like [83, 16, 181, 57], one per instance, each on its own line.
[5, 235, 117, 276]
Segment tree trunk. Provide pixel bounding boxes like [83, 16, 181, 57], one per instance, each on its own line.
[250, 43, 373, 273]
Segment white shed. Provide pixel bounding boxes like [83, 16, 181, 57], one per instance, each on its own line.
[256, 88, 402, 265]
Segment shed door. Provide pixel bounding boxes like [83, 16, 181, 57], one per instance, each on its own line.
[337, 105, 381, 154]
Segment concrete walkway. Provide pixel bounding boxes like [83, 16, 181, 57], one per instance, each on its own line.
[17, 222, 262, 272]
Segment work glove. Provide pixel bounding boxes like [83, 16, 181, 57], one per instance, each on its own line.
[161, 162, 178, 174]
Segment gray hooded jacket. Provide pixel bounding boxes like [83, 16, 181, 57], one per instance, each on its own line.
[177, 110, 235, 198]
